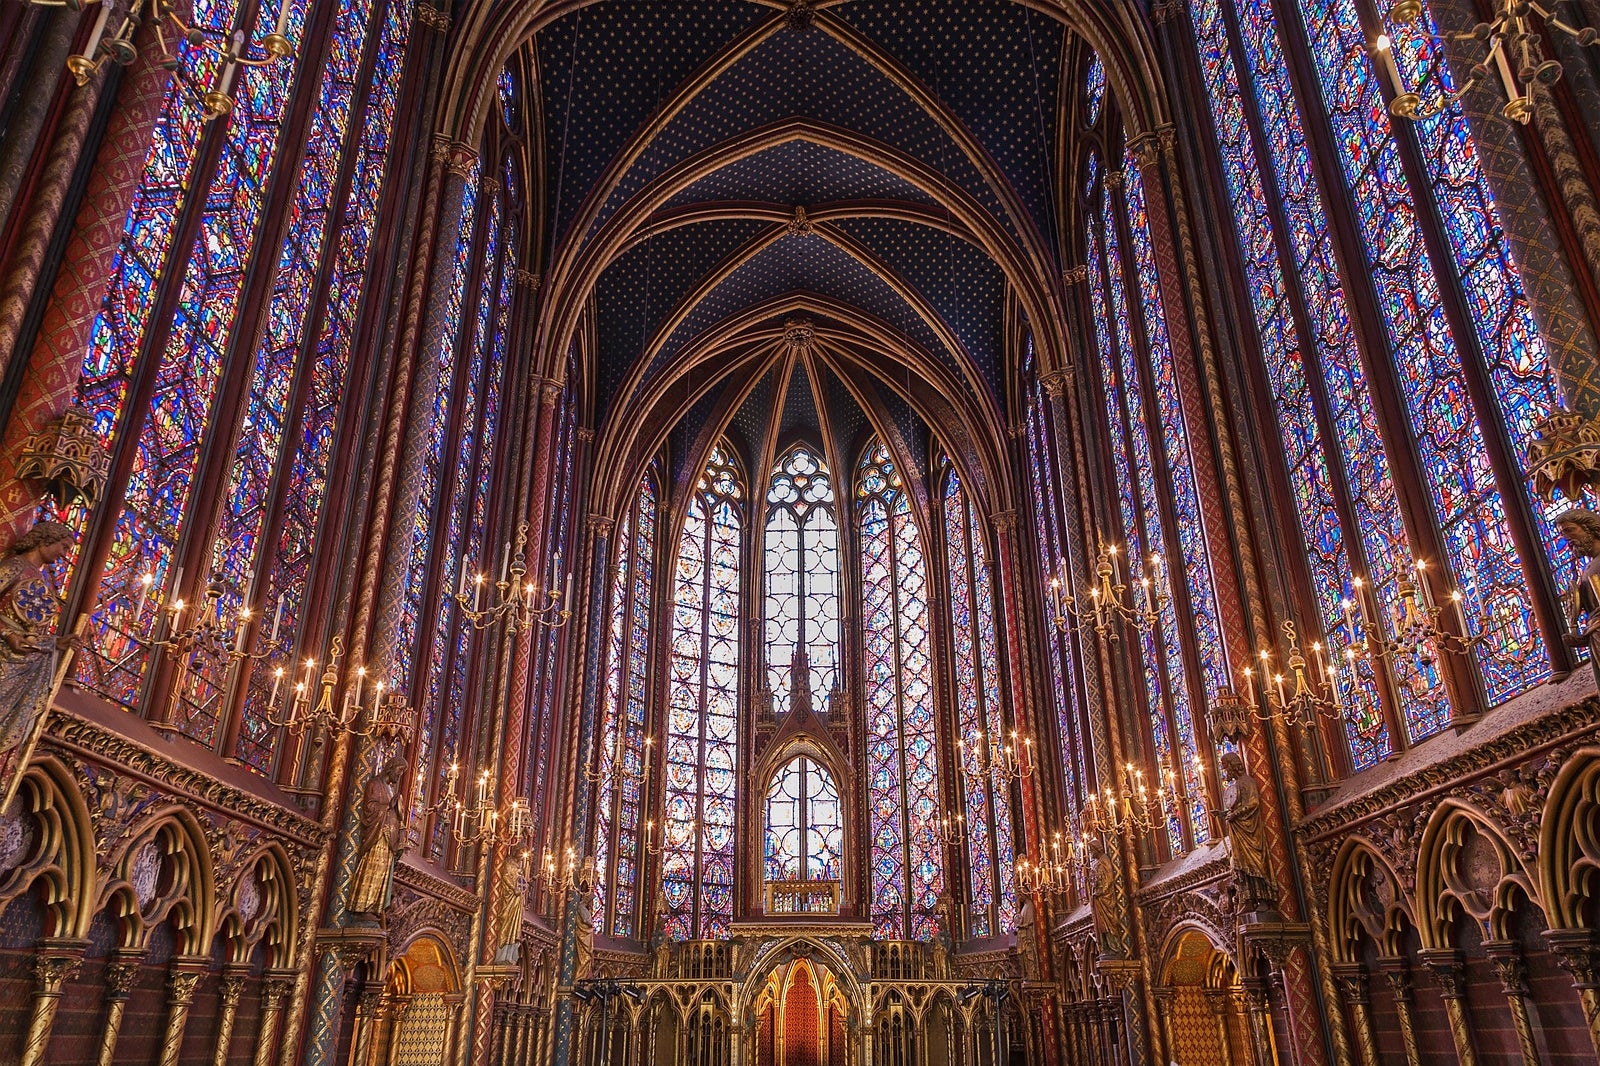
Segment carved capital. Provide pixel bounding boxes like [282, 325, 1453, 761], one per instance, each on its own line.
[443, 141, 478, 180]
[32, 941, 87, 994]
[514, 269, 542, 291]
[1061, 266, 1088, 287]
[166, 966, 205, 1007]
[104, 954, 142, 999]
[219, 968, 250, 1005]
[576, 426, 595, 444]
[429, 134, 453, 165]
[540, 379, 563, 406]
[1378, 958, 1414, 1003]
[414, 1, 450, 31]
[587, 514, 616, 539]
[1331, 962, 1369, 1006]
[1156, 124, 1179, 158]
[1483, 942, 1528, 995]
[1106, 170, 1126, 192]
[1040, 370, 1071, 400]
[1127, 134, 1160, 170]
[261, 970, 298, 1007]
[992, 509, 1019, 534]
[1546, 929, 1600, 987]
[480, 176, 502, 198]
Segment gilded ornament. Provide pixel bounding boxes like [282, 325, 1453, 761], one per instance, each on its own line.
[349, 757, 406, 917]
[0, 521, 80, 811]
[15, 404, 110, 508]
[1218, 750, 1275, 912]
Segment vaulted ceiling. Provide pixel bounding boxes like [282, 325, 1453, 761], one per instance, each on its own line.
[463, 0, 1168, 519]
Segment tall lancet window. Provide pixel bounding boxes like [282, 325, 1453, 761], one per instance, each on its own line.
[663, 444, 743, 940]
[64, 0, 414, 766]
[941, 459, 1017, 937]
[857, 439, 943, 940]
[593, 473, 657, 937]
[764, 444, 840, 715]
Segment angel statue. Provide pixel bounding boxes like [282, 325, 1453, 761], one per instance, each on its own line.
[1556, 508, 1600, 688]
[349, 757, 406, 917]
[0, 521, 78, 809]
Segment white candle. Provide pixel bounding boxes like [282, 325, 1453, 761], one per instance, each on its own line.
[1048, 578, 1061, 619]
[270, 592, 284, 644]
[235, 610, 249, 653]
[273, 0, 291, 38]
[135, 572, 152, 620]
[353, 667, 364, 708]
[216, 57, 237, 97]
[564, 568, 574, 606]
[499, 541, 511, 583]
[270, 667, 283, 707]
[1243, 666, 1255, 705]
[1374, 33, 1404, 95]
[83, 1, 111, 61]
[458, 554, 469, 598]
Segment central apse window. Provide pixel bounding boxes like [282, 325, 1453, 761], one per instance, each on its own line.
[764, 444, 840, 715]
[764, 756, 842, 882]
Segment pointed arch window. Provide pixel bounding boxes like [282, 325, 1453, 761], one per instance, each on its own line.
[1177, 0, 1573, 759]
[764, 444, 840, 715]
[662, 444, 743, 941]
[941, 459, 1017, 937]
[593, 473, 657, 938]
[1084, 161, 1212, 853]
[764, 756, 842, 883]
[396, 160, 519, 857]
[857, 439, 943, 940]
[61, 0, 414, 771]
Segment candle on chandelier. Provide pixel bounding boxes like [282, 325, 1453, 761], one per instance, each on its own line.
[82, 0, 112, 61]
[235, 605, 250, 653]
[1275, 673, 1288, 707]
[1242, 666, 1255, 705]
[458, 554, 469, 599]
[1048, 577, 1061, 620]
[1414, 559, 1436, 610]
[273, 0, 292, 37]
[1451, 590, 1467, 632]
[136, 572, 153, 621]
[270, 592, 284, 644]
[270, 666, 284, 708]
[1373, 33, 1405, 98]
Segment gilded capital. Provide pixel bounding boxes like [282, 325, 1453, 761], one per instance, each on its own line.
[587, 514, 616, 538]
[1128, 134, 1160, 170]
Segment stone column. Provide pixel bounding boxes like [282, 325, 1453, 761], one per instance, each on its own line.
[1241, 979, 1277, 1066]
[1419, 949, 1477, 1066]
[1150, 985, 1178, 1066]
[212, 965, 251, 1066]
[1378, 959, 1423, 1066]
[254, 970, 297, 1066]
[349, 984, 383, 1066]
[1546, 929, 1600, 1058]
[19, 937, 86, 1066]
[1205, 990, 1237, 1066]
[1483, 942, 1540, 1066]
[95, 951, 142, 1066]
[157, 958, 207, 1066]
[1330, 965, 1378, 1066]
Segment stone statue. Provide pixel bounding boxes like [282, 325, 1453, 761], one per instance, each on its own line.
[1087, 835, 1123, 957]
[348, 757, 406, 917]
[1556, 508, 1600, 687]
[0, 521, 76, 808]
[1218, 750, 1276, 911]
[932, 892, 956, 974]
[1016, 897, 1040, 980]
[491, 854, 526, 965]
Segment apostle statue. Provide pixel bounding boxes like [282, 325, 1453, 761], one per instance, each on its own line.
[491, 852, 528, 965]
[349, 757, 406, 917]
[0, 521, 78, 810]
[1218, 750, 1276, 912]
[1557, 509, 1600, 687]
[1087, 834, 1123, 957]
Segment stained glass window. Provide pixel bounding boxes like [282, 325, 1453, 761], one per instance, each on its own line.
[1085, 162, 1207, 851]
[764, 757, 842, 882]
[941, 460, 1016, 937]
[594, 474, 657, 938]
[1023, 349, 1085, 812]
[764, 444, 840, 715]
[857, 439, 943, 940]
[64, 0, 413, 766]
[1186, 0, 1400, 766]
[663, 444, 743, 941]
[1293, 0, 1563, 721]
[1084, 53, 1106, 126]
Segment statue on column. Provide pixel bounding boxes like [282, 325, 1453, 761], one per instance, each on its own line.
[491, 854, 527, 965]
[1086, 835, 1124, 957]
[349, 757, 406, 917]
[0, 521, 77, 809]
[1218, 750, 1276, 912]
[1556, 508, 1600, 686]
[932, 892, 956, 975]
